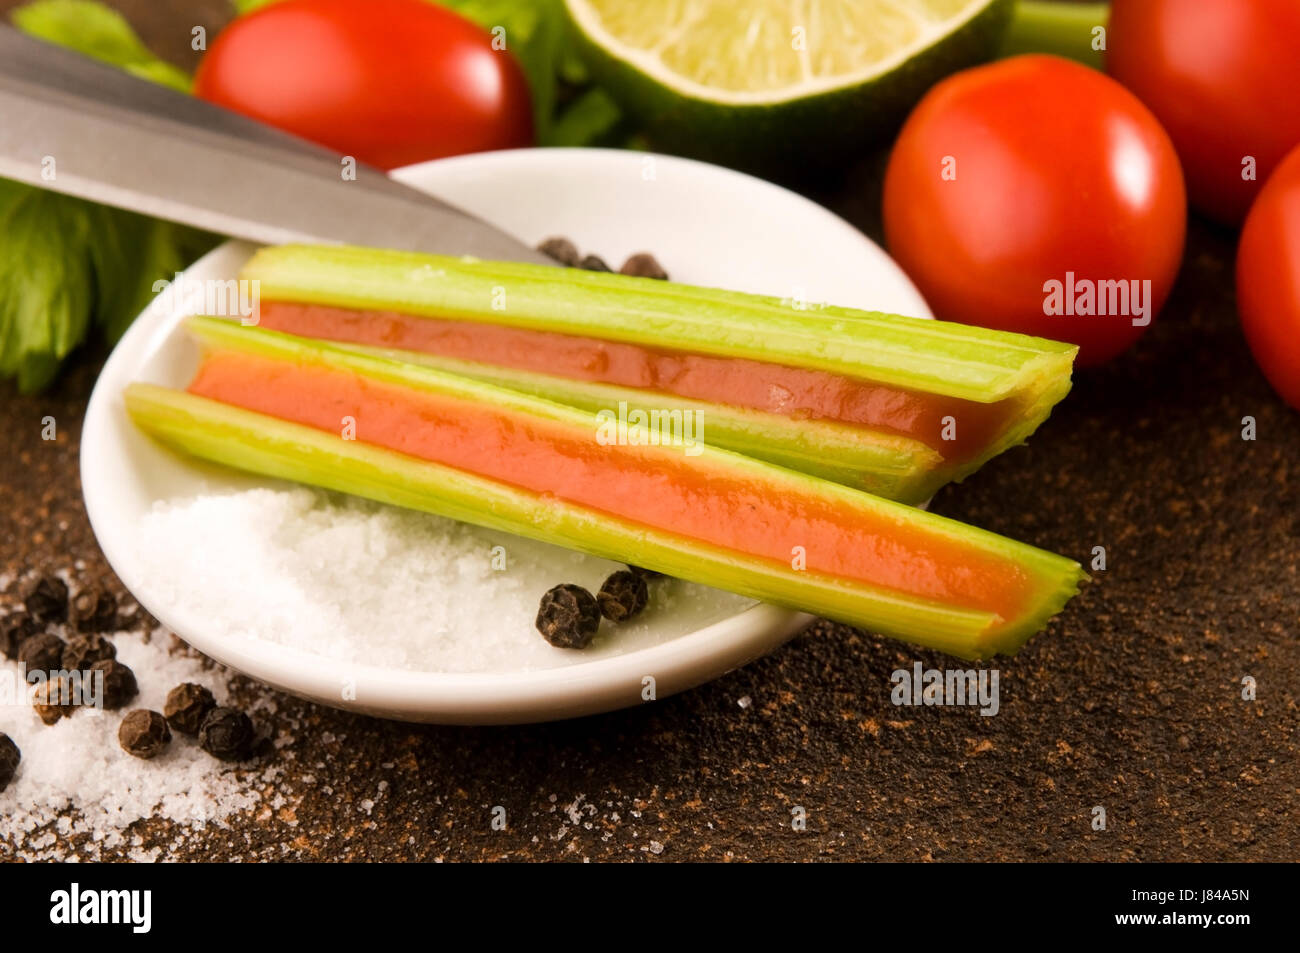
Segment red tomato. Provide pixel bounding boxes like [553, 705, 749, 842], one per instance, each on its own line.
[1107, 0, 1300, 226]
[883, 55, 1186, 367]
[1236, 145, 1300, 410]
[195, 0, 534, 170]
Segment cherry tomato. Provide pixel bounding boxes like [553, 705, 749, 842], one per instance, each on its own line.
[883, 55, 1186, 367]
[195, 0, 534, 170]
[1107, 0, 1300, 226]
[1236, 145, 1300, 410]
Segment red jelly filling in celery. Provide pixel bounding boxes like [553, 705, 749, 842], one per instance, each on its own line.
[188, 349, 1034, 619]
[256, 301, 1020, 460]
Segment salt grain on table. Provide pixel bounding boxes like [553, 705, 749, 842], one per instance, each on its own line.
[0, 623, 270, 861]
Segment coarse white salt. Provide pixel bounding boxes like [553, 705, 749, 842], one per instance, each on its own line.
[0, 624, 270, 861]
[131, 486, 754, 674]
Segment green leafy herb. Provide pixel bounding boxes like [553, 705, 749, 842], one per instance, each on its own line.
[86, 208, 218, 345]
[0, 182, 215, 394]
[543, 88, 626, 147]
[0, 183, 95, 393]
[442, 0, 626, 144]
[11, 0, 192, 92]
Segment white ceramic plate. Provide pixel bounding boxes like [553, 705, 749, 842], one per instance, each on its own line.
[82, 147, 931, 724]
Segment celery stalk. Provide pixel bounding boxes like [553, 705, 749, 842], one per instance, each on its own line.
[126, 318, 1086, 659]
[242, 244, 1078, 404]
[349, 342, 946, 503]
[240, 243, 1078, 500]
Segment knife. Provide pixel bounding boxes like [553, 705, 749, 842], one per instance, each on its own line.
[0, 27, 552, 264]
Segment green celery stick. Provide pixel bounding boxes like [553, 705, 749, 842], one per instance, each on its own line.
[244, 244, 1076, 402]
[125, 317, 1087, 659]
[349, 342, 946, 503]
[239, 244, 1076, 501]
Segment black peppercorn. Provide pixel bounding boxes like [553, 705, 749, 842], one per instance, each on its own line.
[164, 682, 216, 736]
[537, 236, 581, 266]
[1, 611, 40, 659]
[90, 659, 138, 711]
[0, 732, 19, 792]
[619, 253, 669, 280]
[33, 675, 74, 725]
[626, 564, 665, 582]
[70, 586, 117, 633]
[597, 570, 649, 623]
[62, 633, 116, 673]
[198, 707, 255, 762]
[17, 632, 65, 673]
[578, 253, 612, 272]
[23, 574, 68, 623]
[535, 583, 601, 648]
[119, 710, 171, 759]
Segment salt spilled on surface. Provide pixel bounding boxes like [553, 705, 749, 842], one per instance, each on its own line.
[0, 623, 273, 861]
[132, 486, 755, 673]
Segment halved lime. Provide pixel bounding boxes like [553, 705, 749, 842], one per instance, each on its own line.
[563, 0, 1011, 171]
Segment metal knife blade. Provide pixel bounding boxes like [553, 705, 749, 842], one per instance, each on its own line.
[0, 27, 551, 263]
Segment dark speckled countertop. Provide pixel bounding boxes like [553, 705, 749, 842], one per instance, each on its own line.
[0, 0, 1295, 861]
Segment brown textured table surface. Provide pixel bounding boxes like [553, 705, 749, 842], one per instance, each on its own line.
[1, 1, 1296, 862]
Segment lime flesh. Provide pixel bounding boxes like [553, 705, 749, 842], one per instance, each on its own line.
[564, 0, 1011, 170]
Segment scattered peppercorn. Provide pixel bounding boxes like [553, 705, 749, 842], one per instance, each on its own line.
[619, 253, 669, 280]
[62, 633, 116, 673]
[535, 583, 601, 649]
[0, 733, 19, 792]
[164, 682, 216, 736]
[17, 632, 65, 673]
[32, 675, 74, 725]
[626, 564, 665, 582]
[23, 574, 68, 624]
[597, 570, 649, 623]
[70, 586, 118, 632]
[578, 253, 612, 272]
[119, 709, 171, 759]
[198, 706, 255, 762]
[1, 611, 40, 659]
[90, 659, 138, 710]
[537, 236, 581, 266]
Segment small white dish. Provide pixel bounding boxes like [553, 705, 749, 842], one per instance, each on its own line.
[82, 147, 931, 724]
